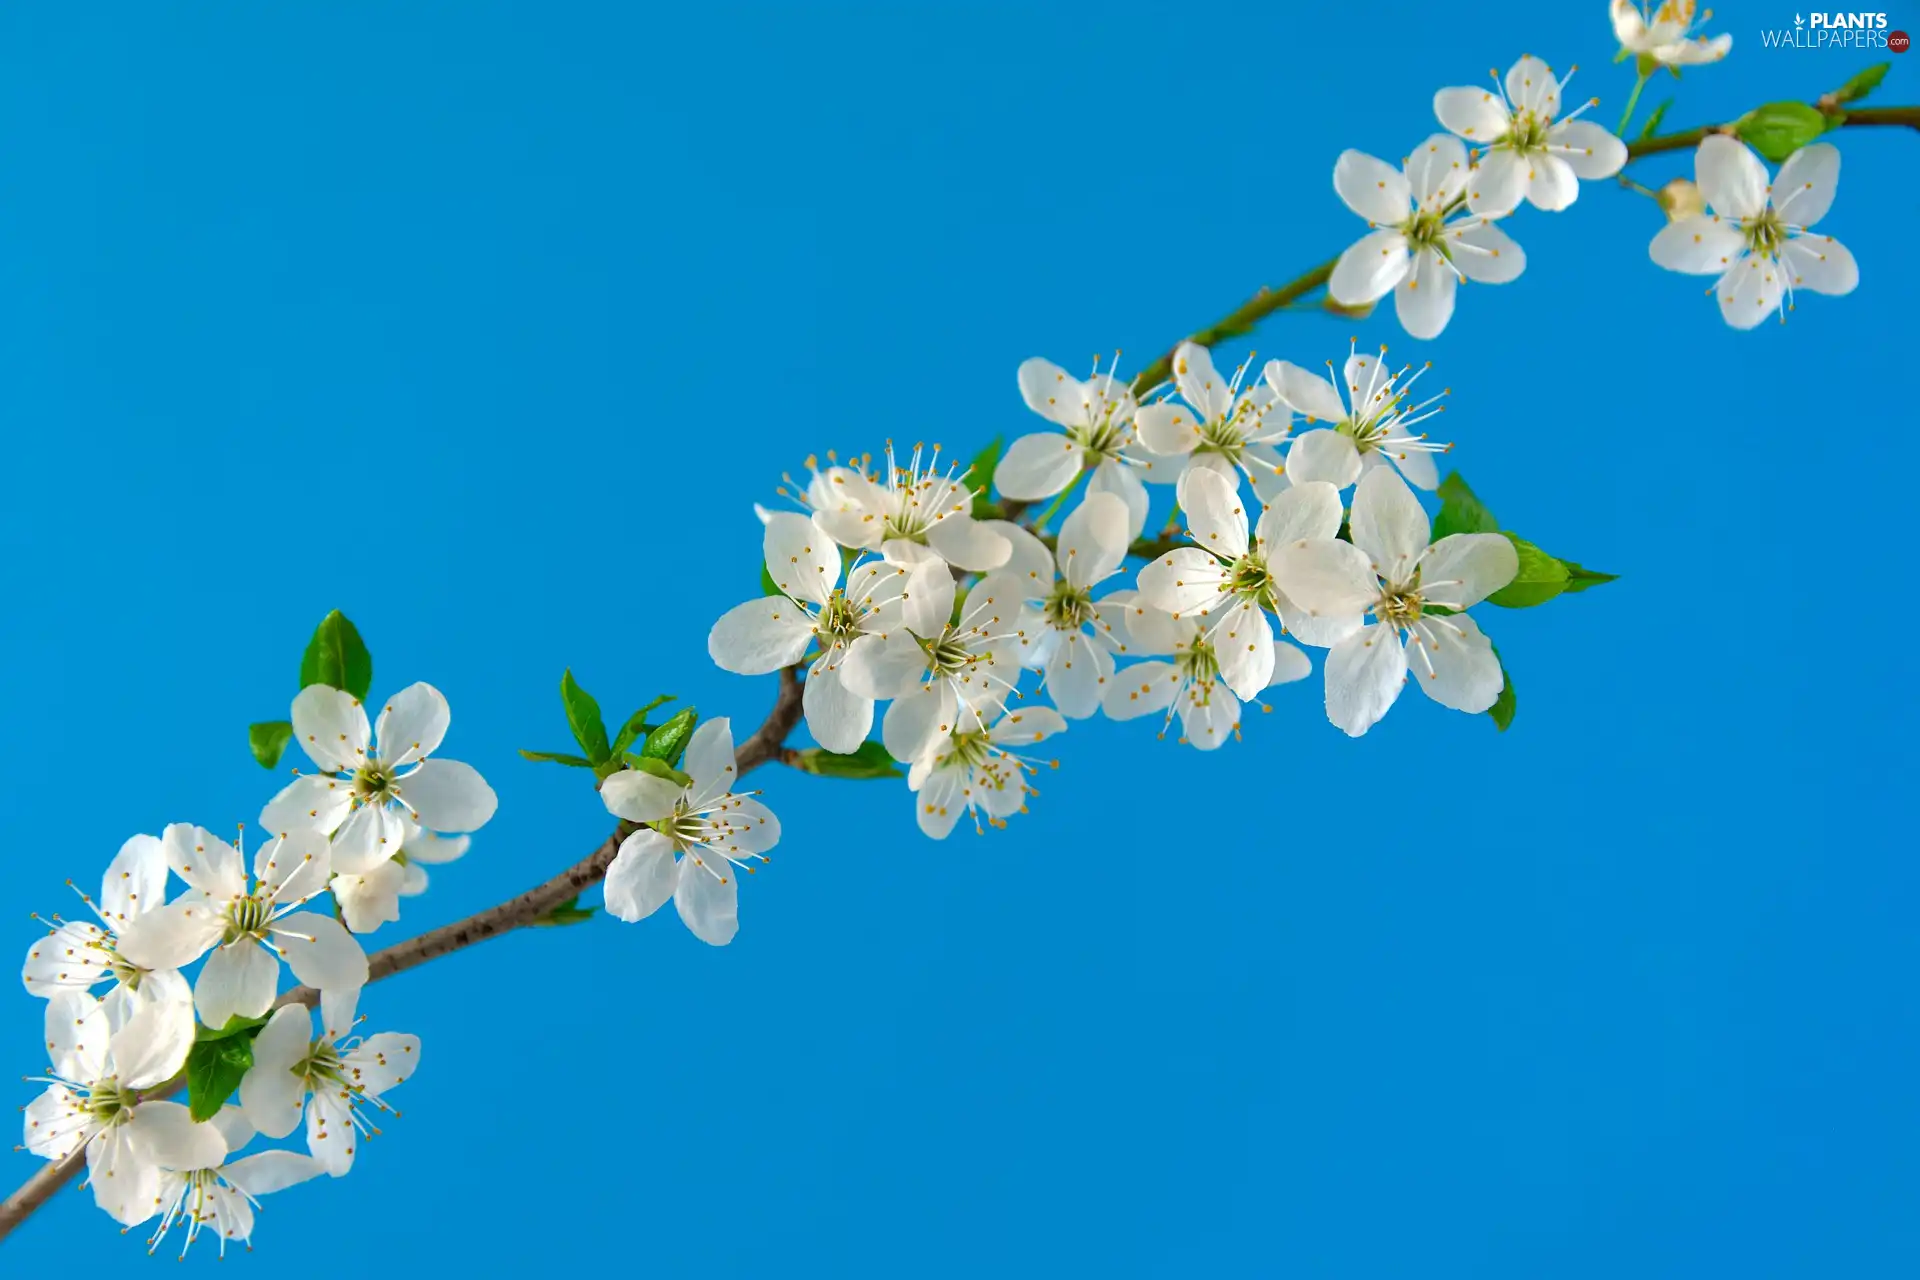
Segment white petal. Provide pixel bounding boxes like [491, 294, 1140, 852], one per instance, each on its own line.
[1503, 55, 1558, 116]
[1058, 492, 1131, 588]
[1421, 533, 1519, 609]
[802, 662, 874, 753]
[1044, 632, 1113, 719]
[1254, 480, 1343, 549]
[1394, 249, 1457, 339]
[274, 913, 369, 993]
[306, 1086, 357, 1174]
[114, 895, 225, 971]
[1284, 429, 1361, 489]
[1101, 660, 1181, 720]
[1449, 220, 1526, 284]
[328, 801, 403, 875]
[290, 684, 371, 773]
[841, 629, 931, 702]
[1650, 215, 1746, 275]
[372, 682, 450, 768]
[708, 598, 815, 675]
[1171, 342, 1230, 424]
[1088, 457, 1150, 542]
[1525, 152, 1580, 212]
[1773, 143, 1839, 226]
[600, 768, 684, 823]
[1716, 252, 1785, 329]
[1136, 547, 1228, 616]
[162, 824, 247, 902]
[397, 758, 496, 832]
[1779, 235, 1858, 296]
[995, 431, 1084, 500]
[256, 829, 331, 907]
[340, 1032, 418, 1096]
[1176, 678, 1240, 750]
[1134, 401, 1202, 458]
[401, 827, 468, 865]
[1177, 467, 1250, 560]
[603, 829, 679, 924]
[259, 774, 355, 840]
[900, 559, 956, 636]
[1272, 538, 1376, 624]
[1016, 357, 1085, 427]
[1553, 120, 1628, 180]
[1408, 613, 1504, 713]
[1330, 228, 1411, 306]
[1268, 640, 1312, 687]
[321, 986, 360, 1042]
[126, 1099, 225, 1172]
[927, 516, 1011, 571]
[763, 512, 841, 606]
[982, 519, 1056, 591]
[1465, 149, 1528, 218]
[1696, 134, 1769, 219]
[240, 1007, 313, 1139]
[682, 717, 739, 807]
[1349, 466, 1430, 580]
[674, 855, 740, 947]
[882, 684, 956, 763]
[46, 991, 109, 1082]
[1433, 85, 1509, 142]
[1407, 134, 1472, 209]
[112, 999, 196, 1089]
[100, 834, 168, 929]
[333, 859, 405, 934]
[1213, 600, 1275, 700]
[1333, 149, 1411, 224]
[223, 1151, 325, 1198]
[1263, 360, 1346, 425]
[194, 940, 280, 1029]
[86, 1122, 160, 1224]
[1324, 624, 1407, 737]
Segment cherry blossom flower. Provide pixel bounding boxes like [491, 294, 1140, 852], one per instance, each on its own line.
[1136, 469, 1344, 699]
[23, 833, 190, 1026]
[599, 718, 780, 947]
[1133, 343, 1292, 503]
[144, 1107, 322, 1259]
[260, 682, 497, 874]
[1001, 354, 1155, 538]
[24, 992, 221, 1225]
[1433, 56, 1627, 216]
[1649, 136, 1856, 329]
[115, 825, 368, 1029]
[1265, 342, 1451, 491]
[1329, 135, 1526, 339]
[240, 1002, 418, 1176]
[1611, 0, 1731, 70]
[996, 492, 1134, 719]
[1272, 468, 1518, 736]
[392, 815, 470, 899]
[790, 442, 1011, 570]
[709, 511, 934, 752]
[1101, 591, 1310, 749]
[906, 706, 1067, 838]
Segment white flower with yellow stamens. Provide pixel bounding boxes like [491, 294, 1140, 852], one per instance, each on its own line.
[1434, 55, 1627, 216]
[1001, 354, 1155, 538]
[1611, 0, 1731, 71]
[1133, 342, 1292, 504]
[22, 833, 192, 1027]
[906, 706, 1067, 839]
[240, 1001, 418, 1176]
[789, 441, 1011, 571]
[996, 492, 1134, 719]
[1101, 591, 1309, 749]
[1265, 341, 1452, 491]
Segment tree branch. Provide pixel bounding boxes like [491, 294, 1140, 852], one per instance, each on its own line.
[0, 665, 808, 1242]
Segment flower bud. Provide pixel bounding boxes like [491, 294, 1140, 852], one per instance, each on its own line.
[1657, 178, 1704, 222]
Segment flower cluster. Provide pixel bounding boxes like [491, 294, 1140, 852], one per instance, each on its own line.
[17, 682, 493, 1255]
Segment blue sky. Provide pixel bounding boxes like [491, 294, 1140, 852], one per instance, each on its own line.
[1, 2, 1914, 1275]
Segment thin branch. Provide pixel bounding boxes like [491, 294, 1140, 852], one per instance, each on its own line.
[0, 665, 808, 1242]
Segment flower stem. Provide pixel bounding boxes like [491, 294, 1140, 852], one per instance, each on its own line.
[1028, 467, 1089, 533]
[1617, 71, 1650, 138]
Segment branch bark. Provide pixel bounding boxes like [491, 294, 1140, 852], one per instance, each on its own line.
[0, 665, 806, 1242]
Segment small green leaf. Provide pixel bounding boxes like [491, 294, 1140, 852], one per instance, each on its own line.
[790, 741, 904, 779]
[1487, 535, 1571, 608]
[1559, 560, 1621, 594]
[1836, 63, 1889, 104]
[520, 749, 595, 767]
[194, 1013, 269, 1043]
[531, 896, 597, 927]
[610, 695, 677, 757]
[641, 708, 698, 767]
[624, 755, 692, 788]
[298, 611, 374, 699]
[1637, 98, 1672, 141]
[248, 721, 293, 770]
[1432, 473, 1499, 540]
[560, 669, 611, 764]
[967, 437, 1004, 517]
[1488, 647, 1516, 732]
[761, 564, 783, 597]
[186, 1034, 256, 1122]
[1737, 101, 1829, 163]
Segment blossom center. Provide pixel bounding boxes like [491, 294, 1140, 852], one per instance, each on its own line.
[1403, 208, 1449, 255]
[82, 1078, 138, 1127]
[943, 729, 995, 771]
[922, 628, 980, 678]
[1377, 583, 1426, 629]
[353, 761, 397, 802]
[1741, 208, 1787, 258]
[1067, 410, 1133, 462]
[222, 893, 274, 942]
[1503, 108, 1552, 153]
[1042, 580, 1095, 630]
[1175, 637, 1222, 686]
[1225, 552, 1277, 611]
[813, 589, 862, 644]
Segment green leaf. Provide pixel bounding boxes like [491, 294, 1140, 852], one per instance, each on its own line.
[186, 1034, 256, 1122]
[1488, 647, 1516, 732]
[1558, 560, 1621, 594]
[248, 721, 293, 770]
[1432, 473, 1499, 540]
[1737, 101, 1830, 163]
[789, 741, 904, 779]
[610, 695, 677, 757]
[624, 755, 692, 788]
[967, 437, 1004, 517]
[194, 1013, 269, 1043]
[1637, 98, 1672, 141]
[298, 611, 374, 699]
[560, 669, 611, 764]
[1487, 534, 1571, 608]
[519, 749, 595, 767]
[1836, 62, 1889, 104]
[530, 895, 597, 927]
[761, 563, 783, 597]
[641, 708, 698, 767]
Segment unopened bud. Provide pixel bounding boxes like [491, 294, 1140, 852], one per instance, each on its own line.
[1321, 295, 1376, 320]
[1656, 178, 1704, 222]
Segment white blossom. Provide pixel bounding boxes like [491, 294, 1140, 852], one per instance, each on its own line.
[1002, 355, 1156, 539]
[1329, 135, 1526, 339]
[144, 1107, 322, 1259]
[599, 718, 780, 947]
[997, 492, 1134, 719]
[787, 442, 1011, 570]
[1611, 0, 1731, 70]
[240, 1001, 418, 1177]
[1101, 591, 1310, 749]
[259, 682, 497, 873]
[1433, 55, 1627, 217]
[906, 706, 1067, 838]
[1649, 136, 1856, 329]
[1273, 467, 1518, 736]
[115, 825, 368, 1029]
[24, 992, 220, 1225]
[23, 833, 191, 1026]
[1136, 469, 1343, 700]
[392, 815, 470, 899]
[709, 511, 937, 752]
[1133, 343, 1292, 504]
[1265, 341, 1451, 492]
